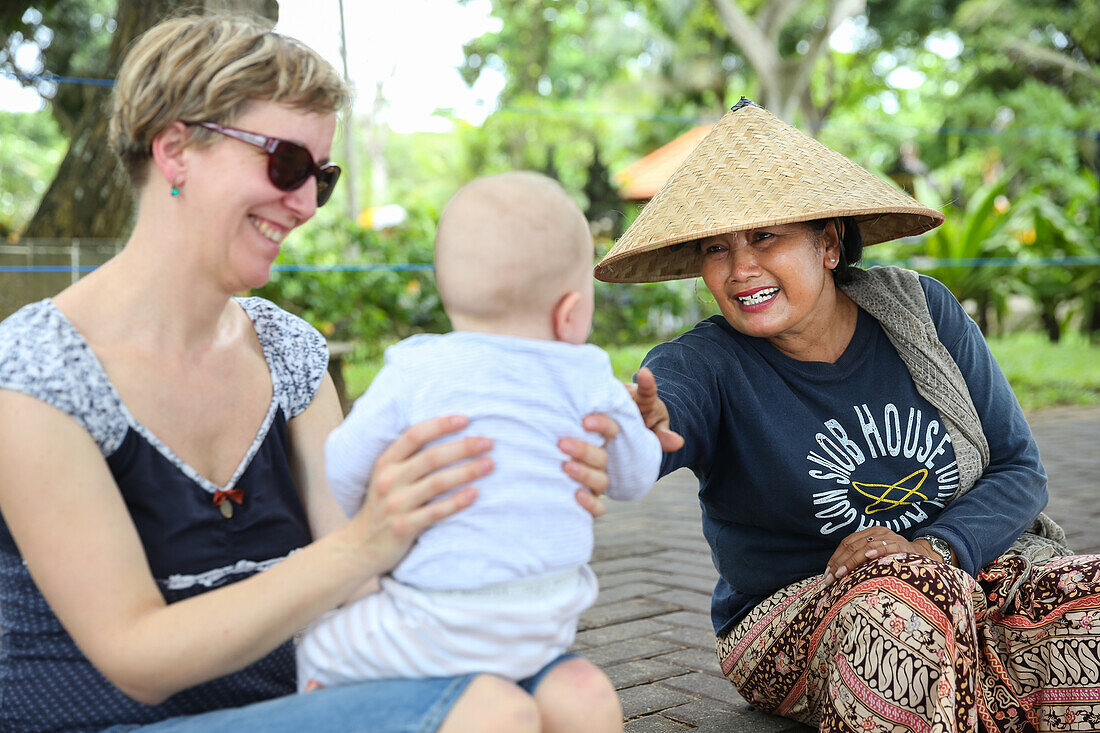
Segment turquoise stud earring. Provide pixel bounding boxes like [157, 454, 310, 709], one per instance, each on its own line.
[171, 186, 180, 197]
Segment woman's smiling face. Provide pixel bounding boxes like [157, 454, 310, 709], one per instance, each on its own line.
[182, 101, 337, 292]
[699, 222, 845, 356]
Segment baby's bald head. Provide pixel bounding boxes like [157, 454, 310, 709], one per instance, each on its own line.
[435, 172, 594, 339]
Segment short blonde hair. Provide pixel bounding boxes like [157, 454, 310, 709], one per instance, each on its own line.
[109, 13, 351, 185]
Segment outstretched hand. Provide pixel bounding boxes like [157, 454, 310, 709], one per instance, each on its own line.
[627, 367, 684, 453]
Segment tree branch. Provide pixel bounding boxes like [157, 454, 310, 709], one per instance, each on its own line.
[1004, 38, 1100, 85]
[709, 0, 780, 90]
[788, 0, 866, 117]
[759, 0, 805, 46]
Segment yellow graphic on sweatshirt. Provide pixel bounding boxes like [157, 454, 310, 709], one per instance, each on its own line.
[851, 469, 930, 514]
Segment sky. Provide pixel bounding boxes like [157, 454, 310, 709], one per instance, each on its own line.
[274, 0, 504, 132]
[0, 0, 506, 132]
[1, 4, 963, 123]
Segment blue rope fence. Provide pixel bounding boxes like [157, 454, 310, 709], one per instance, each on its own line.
[3, 257, 1099, 274]
[863, 256, 1100, 268]
[0, 263, 436, 274]
[4, 71, 115, 87]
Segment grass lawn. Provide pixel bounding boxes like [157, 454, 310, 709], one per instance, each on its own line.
[988, 332, 1100, 411]
[343, 332, 1100, 412]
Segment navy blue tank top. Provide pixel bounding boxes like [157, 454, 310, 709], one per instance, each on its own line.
[0, 298, 327, 732]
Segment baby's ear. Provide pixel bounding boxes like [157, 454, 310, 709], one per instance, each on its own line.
[552, 290, 585, 345]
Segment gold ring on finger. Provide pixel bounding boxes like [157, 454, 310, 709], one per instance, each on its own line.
[881, 540, 887, 548]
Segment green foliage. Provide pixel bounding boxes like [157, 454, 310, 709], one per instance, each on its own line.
[913, 0, 1100, 246]
[605, 343, 652, 381]
[594, 277, 712, 348]
[342, 358, 386, 401]
[0, 109, 65, 235]
[460, 0, 641, 101]
[1, 0, 116, 132]
[372, 126, 471, 211]
[865, 0, 965, 46]
[989, 332, 1100, 410]
[1002, 176, 1100, 341]
[896, 168, 1098, 342]
[0, 2, 64, 29]
[954, 0, 1100, 86]
[935, 81, 1098, 202]
[454, 0, 753, 206]
[457, 0, 742, 112]
[900, 176, 1015, 333]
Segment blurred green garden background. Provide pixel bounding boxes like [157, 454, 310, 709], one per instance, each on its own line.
[2, 0, 1098, 407]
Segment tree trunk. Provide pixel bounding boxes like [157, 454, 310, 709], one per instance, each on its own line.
[1040, 302, 1061, 343]
[976, 295, 991, 336]
[708, 0, 865, 124]
[23, 0, 278, 240]
[1087, 290, 1100, 343]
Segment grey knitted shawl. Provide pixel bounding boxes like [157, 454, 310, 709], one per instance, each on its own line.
[839, 266, 1071, 564]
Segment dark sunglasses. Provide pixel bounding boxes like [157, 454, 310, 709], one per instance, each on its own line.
[186, 121, 340, 207]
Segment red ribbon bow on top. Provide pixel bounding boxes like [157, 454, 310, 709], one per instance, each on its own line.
[213, 489, 244, 507]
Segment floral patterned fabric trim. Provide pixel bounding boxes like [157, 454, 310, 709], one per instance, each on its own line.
[236, 297, 329, 420]
[0, 300, 128, 455]
[977, 555, 1100, 731]
[160, 550, 298, 591]
[716, 552, 1100, 732]
[0, 298, 327, 494]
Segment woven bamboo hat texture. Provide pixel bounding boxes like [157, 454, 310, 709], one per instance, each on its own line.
[594, 98, 944, 283]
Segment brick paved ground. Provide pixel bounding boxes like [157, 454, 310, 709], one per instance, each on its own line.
[579, 405, 1100, 731]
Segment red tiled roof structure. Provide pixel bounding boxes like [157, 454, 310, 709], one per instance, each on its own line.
[615, 124, 714, 201]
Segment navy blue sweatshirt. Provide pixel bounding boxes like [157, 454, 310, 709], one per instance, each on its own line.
[642, 275, 1047, 634]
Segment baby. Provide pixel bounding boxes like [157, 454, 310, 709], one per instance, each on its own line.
[297, 172, 661, 707]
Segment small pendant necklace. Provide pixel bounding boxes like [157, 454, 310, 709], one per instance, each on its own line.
[213, 488, 244, 518]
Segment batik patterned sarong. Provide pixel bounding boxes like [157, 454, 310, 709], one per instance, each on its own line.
[715, 553, 1100, 732]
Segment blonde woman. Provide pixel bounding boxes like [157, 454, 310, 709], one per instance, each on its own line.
[0, 15, 620, 731]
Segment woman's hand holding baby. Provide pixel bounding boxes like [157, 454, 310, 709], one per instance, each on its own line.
[345, 415, 491, 574]
[341, 412, 619, 573]
[563, 416, 616, 517]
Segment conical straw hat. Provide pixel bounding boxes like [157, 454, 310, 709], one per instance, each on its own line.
[594, 99, 943, 283]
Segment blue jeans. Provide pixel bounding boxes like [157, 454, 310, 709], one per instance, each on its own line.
[105, 653, 578, 733]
